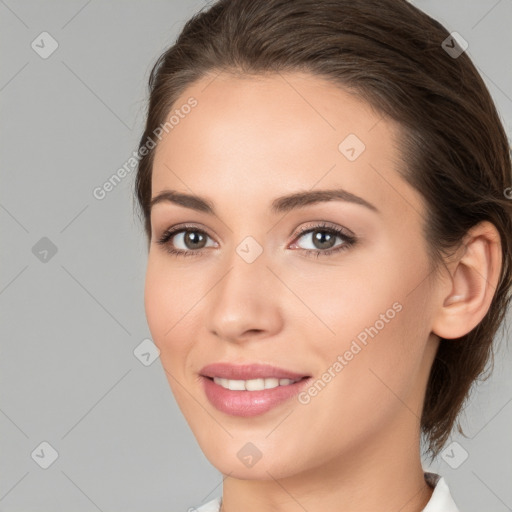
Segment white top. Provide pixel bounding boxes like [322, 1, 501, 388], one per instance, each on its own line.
[190, 472, 460, 512]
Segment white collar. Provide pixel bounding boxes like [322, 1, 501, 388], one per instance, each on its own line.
[422, 472, 460, 511]
[192, 472, 460, 512]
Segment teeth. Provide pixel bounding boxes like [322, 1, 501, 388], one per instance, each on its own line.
[212, 377, 299, 391]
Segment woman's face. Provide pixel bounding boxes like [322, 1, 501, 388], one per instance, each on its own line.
[145, 71, 441, 479]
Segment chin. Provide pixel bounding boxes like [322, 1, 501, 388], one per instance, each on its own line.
[198, 438, 305, 481]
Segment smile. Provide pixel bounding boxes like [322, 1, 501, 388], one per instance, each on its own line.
[212, 376, 302, 391]
[201, 375, 311, 416]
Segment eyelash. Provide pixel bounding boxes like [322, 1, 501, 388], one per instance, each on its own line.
[156, 222, 357, 259]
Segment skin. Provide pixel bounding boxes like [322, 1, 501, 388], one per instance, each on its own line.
[144, 71, 502, 512]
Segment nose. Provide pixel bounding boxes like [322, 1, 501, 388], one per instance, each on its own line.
[205, 246, 284, 344]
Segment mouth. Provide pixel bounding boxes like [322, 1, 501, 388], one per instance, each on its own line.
[199, 362, 312, 417]
[200, 362, 309, 380]
[210, 376, 306, 391]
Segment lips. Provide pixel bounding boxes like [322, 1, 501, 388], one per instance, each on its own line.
[199, 362, 311, 417]
[200, 362, 309, 381]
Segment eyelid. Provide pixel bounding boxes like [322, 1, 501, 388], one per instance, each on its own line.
[291, 220, 355, 240]
[156, 220, 357, 257]
[155, 222, 218, 243]
[155, 220, 352, 243]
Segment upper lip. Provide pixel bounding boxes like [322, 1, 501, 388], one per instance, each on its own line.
[200, 363, 309, 381]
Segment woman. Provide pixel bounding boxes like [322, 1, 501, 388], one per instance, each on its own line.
[134, 0, 512, 510]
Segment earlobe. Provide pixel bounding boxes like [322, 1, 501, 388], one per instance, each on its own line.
[432, 221, 502, 340]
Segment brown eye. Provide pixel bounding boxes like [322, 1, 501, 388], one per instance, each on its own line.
[157, 222, 356, 259]
[181, 230, 208, 250]
[156, 226, 216, 257]
[293, 225, 354, 252]
[289, 222, 357, 259]
[309, 229, 337, 250]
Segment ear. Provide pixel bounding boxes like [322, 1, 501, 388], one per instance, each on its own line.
[431, 221, 502, 339]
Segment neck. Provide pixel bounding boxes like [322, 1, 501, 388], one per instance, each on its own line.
[220, 419, 433, 512]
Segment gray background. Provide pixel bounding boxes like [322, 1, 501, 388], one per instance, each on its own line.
[1, 1, 511, 511]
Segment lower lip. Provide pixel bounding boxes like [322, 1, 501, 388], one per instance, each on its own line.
[201, 376, 311, 417]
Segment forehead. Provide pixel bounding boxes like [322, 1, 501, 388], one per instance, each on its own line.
[151, 71, 419, 219]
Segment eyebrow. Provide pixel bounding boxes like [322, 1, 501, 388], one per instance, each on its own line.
[150, 188, 379, 215]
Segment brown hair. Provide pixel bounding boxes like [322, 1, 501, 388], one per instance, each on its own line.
[134, 0, 512, 458]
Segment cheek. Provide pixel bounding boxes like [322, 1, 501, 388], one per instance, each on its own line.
[144, 260, 192, 360]
[144, 263, 169, 345]
[293, 243, 432, 394]
[284, 251, 402, 345]
[144, 262, 200, 411]
[293, 303, 429, 462]
[310, 270, 432, 429]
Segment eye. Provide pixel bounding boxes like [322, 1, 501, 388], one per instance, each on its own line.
[156, 221, 357, 258]
[156, 224, 216, 258]
[290, 222, 356, 258]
